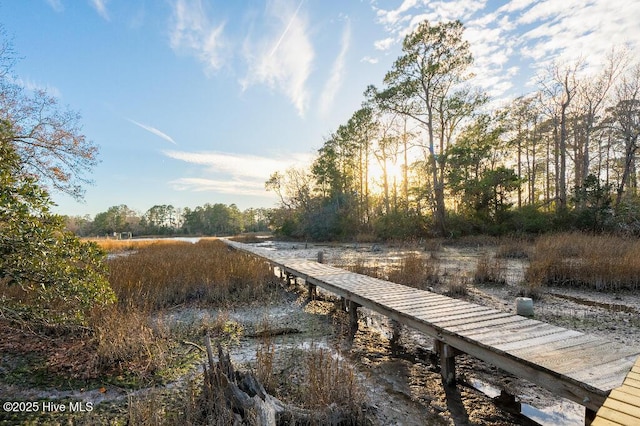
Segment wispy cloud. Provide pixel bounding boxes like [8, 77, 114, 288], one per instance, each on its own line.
[240, 0, 314, 116]
[12, 76, 62, 98]
[169, 0, 226, 72]
[168, 177, 275, 197]
[370, 0, 640, 100]
[319, 19, 351, 117]
[46, 0, 64, 12]
[163, 150, 312, 195]
[128, 119, 177, 145]
[89, 0, 110, 21]
[269, 0, 306, 57]
[373, 37, 394, 51]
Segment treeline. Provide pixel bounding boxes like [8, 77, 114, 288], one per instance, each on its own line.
[64, 203, 271, 237]
[266, 20, 640, 240]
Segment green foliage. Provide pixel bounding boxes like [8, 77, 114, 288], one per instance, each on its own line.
[570, 174, 614, 232]
[182, 203, 243, 235]
[0, 122, 115, 324]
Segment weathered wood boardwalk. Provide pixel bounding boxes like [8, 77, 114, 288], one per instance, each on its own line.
[225, 240, 640, 423]
[593, 356, 640, 425]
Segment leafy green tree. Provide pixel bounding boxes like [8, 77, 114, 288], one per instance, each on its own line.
[369, 20, 484, 236]
[0, 121, 115, 324]
[143, 204, 178, 235]
[446, 115, 521, 222]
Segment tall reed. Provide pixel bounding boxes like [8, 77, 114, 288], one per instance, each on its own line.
[107, 239, 278, 310]
[526, 232, 640, 291]
[387, 253, 439, 290]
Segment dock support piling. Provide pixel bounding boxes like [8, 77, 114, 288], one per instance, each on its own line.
[390, 319, 402, 355]
[349, 301, 361, 338]
[307, 283, 317, 300]
[435, 339, 456, 386]
[584, 407, 596, 426]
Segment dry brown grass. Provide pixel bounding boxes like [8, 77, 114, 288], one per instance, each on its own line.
[89, 238, 166, 253]
[474, 254, 506, 285]
[388, 253, 440, 290]
[495, 237, 532, 259]
[89, 305, 168, 377]
[107, 239, 278, 310]
[526, 232, 640, 291]
[87, 239, 276, 383]
[256, 341, 366, 423]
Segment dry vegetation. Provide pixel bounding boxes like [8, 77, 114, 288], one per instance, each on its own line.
[526, 232, 640, 291]
[106, 239, 278, 310]
[1, 239, 371, 424]
[388, 253, 440, 290]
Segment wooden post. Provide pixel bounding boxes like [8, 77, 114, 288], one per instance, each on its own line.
[307, 283, 317, 300]
[317, 251, 324, 264]
[585, 407, 596, 426]
[339, 297, 347, 311]
[435, 339, 456, 386]
[390, 319, 402, 355]
[348, 301, 360, 338]
[286, 272, 295, 285]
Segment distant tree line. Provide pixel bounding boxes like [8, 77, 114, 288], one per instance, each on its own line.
[266, 20, 640, 240]
[64, 204, 271, 237]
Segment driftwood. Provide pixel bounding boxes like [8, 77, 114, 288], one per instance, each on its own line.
[202, 334, 349, 425]
[246, 327, 300, 338]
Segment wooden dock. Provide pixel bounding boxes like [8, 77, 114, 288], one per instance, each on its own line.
[593, 356, 640, 425]
[225, 240, 640, 423]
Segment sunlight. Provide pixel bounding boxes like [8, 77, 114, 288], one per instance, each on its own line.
[368, 159, 405, 192]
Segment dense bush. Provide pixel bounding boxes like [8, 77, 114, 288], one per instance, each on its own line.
[0, 122, 115, 324]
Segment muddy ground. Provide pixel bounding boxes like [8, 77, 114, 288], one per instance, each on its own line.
[2, 239, 639, 425]
[248, 240, 640, 425]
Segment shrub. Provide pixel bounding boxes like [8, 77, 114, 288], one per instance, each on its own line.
[387, 253, 439, 290]
[474, 255, 506, 285]
[0, 126, 115, 325]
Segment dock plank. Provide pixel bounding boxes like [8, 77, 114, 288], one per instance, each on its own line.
[225, 240, 640, 416]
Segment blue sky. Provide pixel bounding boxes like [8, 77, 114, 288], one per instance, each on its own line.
[2, 0, 639, 217]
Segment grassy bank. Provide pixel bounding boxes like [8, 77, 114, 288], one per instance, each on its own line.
[526, 232, 640, 292]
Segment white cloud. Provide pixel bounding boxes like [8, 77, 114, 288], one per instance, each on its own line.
[89, 0, 109, 21]
[168, 177, 274, 197]
[319, 20, 351, 117]
[127, 119, 177, 145]
[369, 0, 640, 101]
[374, 37, 394, 51]
[169, 0, 226, 72]
[361, 56, 379, 64]
[12, 76, 62, 98]
[46, 0, 64, 12]
[375, 0, 418, 27]
[163, 149, 312, 195]
[240, 0, 314, 116]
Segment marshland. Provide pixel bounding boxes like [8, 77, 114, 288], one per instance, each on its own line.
[3, 4, 640, 425]
[2, 233, 640, 425]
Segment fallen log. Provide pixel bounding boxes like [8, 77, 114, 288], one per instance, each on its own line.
[202, 334, 352, 425]
[247, 327, 300, 338]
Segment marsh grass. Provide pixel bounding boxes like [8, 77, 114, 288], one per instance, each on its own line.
[90, 305, 168, 379]
[89, 239, 275, 381]
[90, 237, 183, 253]
[495, 237, 532, 259]
[388, 253, 439, 290]
[256, 340, 365, 422]
[474, 254, 506, 285]
[107, 239, 278, 310]
[526, 232, 640, 291]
